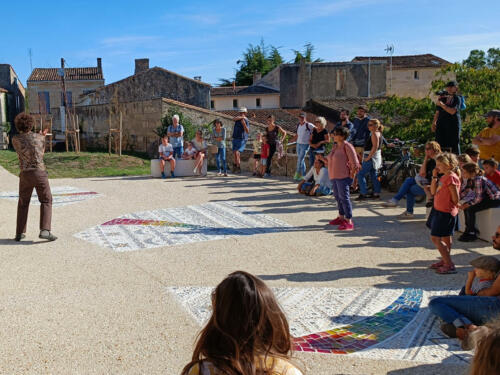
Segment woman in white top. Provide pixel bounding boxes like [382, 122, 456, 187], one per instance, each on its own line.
[297, 158, 331, 196]
[192, 130, 207, 175]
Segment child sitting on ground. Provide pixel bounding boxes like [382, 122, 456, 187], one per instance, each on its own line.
[259, 135, 270, 177]
[159, 135, 175, 178]
[182, 142, 197, 160]
[252, 133, 262, 176]
[459, 256, 500, 295]
[297, 158, 331, 196]
[483, 159, 500, 187]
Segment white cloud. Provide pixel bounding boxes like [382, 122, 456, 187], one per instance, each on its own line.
[100, 35, 161, 48]
[440, 31, 500, 47]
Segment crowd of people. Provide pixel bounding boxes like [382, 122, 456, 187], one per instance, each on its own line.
[8, 79, 500, 374]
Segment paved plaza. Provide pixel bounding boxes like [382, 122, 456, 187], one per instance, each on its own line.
[1, 166, 498, 374]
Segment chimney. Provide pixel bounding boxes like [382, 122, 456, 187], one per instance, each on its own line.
[193, 76, 202, 81]
[97, 57, 102, 71]
[134, 58, 150, 74]
[253, 71, 262, 85]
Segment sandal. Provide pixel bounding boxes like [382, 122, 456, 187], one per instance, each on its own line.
[435, 264, 457, 274]
[429, 260, 444, 269]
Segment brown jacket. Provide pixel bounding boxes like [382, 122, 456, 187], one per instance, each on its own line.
[12, 132, 46, 172]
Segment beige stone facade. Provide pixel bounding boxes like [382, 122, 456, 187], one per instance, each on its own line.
[387, 67, 455, 99]
[211, 93, 280, 111]
[27, 80, 104, 114]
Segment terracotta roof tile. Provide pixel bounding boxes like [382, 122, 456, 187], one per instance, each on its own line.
[352, 54, 450, 69]
[28, 67, 103, 82]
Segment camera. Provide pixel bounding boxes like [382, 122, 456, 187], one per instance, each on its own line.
[435, 90, 447, 96]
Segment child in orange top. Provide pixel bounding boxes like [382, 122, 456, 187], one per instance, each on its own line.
[426, 153, 461, 274]
[483, 159, 500, 187]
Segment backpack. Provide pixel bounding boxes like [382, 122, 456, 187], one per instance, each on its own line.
[458, 95, 466, 111]
[296, 122, 312, 133]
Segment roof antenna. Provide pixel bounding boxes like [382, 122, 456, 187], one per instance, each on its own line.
[384, 44, 394, 93]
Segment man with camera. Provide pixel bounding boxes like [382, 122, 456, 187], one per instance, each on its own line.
[432, 81, 461, 154]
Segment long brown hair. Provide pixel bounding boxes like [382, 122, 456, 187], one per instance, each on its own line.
[469, 320, 500, 375]
[181, 271, 293, 375]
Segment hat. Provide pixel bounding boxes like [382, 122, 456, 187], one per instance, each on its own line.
[445, 81, 458, 87]
[357, 105, 368, 111]
[470, 256, 500, 273]
[299, 112, 307, 118]
[483, 109, 500, 118]
[238, 107, 247, 113]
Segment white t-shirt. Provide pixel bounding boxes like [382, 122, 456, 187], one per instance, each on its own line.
[159, 143, 173, 157]
[304, 166, 331, 187]
[297, 122, 315, 144]
[184, 147, 197, 156]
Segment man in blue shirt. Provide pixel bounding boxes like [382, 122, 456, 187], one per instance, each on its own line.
[167, 114, 184, 159]
[232, 107, 250, 174]
[332, 109, 355, 143]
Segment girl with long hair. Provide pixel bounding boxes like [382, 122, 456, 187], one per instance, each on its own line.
[356, 119, 383, 200]
[182, 271, 302, 375]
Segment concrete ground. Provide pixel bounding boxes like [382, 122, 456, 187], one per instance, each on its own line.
[0, 166, 497, 375]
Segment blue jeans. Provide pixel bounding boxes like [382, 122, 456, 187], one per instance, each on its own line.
[216, 147, 227, 173]
[296, 144, 310, 176]
[393, 177, 425, 214]
[173, 146, 183, 159]
[429, 295, 500, 327]
[331, 177, 354, 219]
[357, 160, 381, 195]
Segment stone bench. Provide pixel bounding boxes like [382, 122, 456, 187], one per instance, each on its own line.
[458, 207, 500, 241]
[151, 159, 207, 178]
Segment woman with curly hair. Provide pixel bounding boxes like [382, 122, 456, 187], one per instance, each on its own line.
[11, 112, 57, 242]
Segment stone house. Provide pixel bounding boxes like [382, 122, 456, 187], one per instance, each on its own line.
[257, 60, 387, 109]
[210, 73, 280, 111]
[27, 58, 104, 114]
[78, 59, 211, 109]
[352, 54, 451, 98]
[0, 64, 25, 125]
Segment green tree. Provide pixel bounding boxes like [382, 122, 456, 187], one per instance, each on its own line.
[155, 107, 197, 141]
[218, 39, 283, 86]
[486, 47, 500, 69]
[292, 42, 323, 63]
[463, 49, 486, 69]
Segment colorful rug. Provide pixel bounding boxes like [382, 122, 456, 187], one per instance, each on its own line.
[167, 286, 472, 364]
[74, 201, 291, 251]
[0, 186, 101, 207]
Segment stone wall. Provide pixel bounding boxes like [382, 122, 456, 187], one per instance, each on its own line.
[81, 68, 211, 109]
[280, 61, 387, 108]
[388, 68, 455, 99]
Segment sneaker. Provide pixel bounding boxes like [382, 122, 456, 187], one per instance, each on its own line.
[14, 233, 25, 242]
[338, 221, 354, 231]
[193, 168, 197, 174]
[355, 194, 367, 201]
[252, 172, 257, 176]
[458, 233, 478, 242]
[264, 173, 271, 177]
[161, 172, 166, 179]
[383, 199, 398, 207]
[293, 172, 303, 181]
[39, 230, 57, 241]
[223, 173, 228, 177]
[397, 211, 414, 219]
[440, 323, 457, 338]
[329, 217, 345, 225]
[171, 172, 175, 178]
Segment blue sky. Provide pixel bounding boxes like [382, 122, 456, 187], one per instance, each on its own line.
[2, 0, 499, 87]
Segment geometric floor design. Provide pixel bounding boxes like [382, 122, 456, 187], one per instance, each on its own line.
[74, 201, 291, 252]
[0, 186, 101, 207]
[167, 286, 473, 364]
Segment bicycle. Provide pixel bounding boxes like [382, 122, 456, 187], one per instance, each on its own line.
[379, 139, 425, 201]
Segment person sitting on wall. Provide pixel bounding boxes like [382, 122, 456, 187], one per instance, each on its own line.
[483, 159, 500, 187]
[159, 135, 175, 178]
[297, 157, 332, 196]
[192, 130, 207, 176]
[472, 110, 500, 164]
[182, 141, 197, 160]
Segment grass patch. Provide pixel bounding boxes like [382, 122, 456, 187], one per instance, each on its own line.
[0, 150, 151, 178]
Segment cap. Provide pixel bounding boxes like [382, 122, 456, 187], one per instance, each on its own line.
[483, 109, 500, 118]
[299, 112, 307, 118]
[445, 81, 457, 87]
[238, 107, 247, 113]
[357, 105, 368, 111]
[470, 256, 500, 273]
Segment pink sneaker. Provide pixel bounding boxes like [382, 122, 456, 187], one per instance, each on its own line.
[338, 221, 354, 231]
[329, 217, 345, 225]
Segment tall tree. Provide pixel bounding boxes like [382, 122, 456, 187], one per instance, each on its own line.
[292, 43, 323, 63]
[463, 49, 486, 69]
[218, 39, 283, 86]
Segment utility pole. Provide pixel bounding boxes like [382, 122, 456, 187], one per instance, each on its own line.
[59, 58, 67, 133]
[28, 48, 33, 72]
[385, 44, 394, 94]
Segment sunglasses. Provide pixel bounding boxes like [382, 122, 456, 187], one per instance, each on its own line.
[495, 232, 500, 238]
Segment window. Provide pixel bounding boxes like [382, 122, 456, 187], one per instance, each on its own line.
[210, 100, 215, 109]
[414, 70, 419, 80]
[232, 99, 238, 108]
[61, 91, 73, 107]
[38, 92, 50, 114]
[256, 98, 261, 107]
